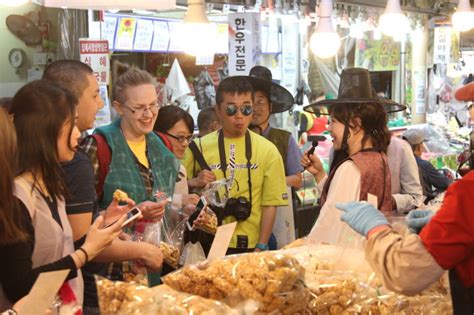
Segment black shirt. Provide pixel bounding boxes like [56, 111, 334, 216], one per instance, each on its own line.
[62, 150, 106, 308]
[0, 198, 77, 304]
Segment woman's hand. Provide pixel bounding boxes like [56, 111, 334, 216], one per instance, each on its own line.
[138, 200, 168, 221]
[301, 150, 326, 182]
[81, 215, 127, 261]
[103, 197, 136, 227]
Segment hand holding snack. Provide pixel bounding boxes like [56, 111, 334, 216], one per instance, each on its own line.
[103, 189, 136, 227]
[160, 241, 180, 268]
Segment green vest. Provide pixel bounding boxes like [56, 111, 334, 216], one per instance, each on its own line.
[94, 119, 179, 209]
[266, 127, 290, 171]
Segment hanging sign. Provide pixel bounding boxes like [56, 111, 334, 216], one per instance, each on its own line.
[228, 12, 261, 75]
[115, 17, 137, 50]
[433, 27, 452, 64]
[79, 39, 110, 85]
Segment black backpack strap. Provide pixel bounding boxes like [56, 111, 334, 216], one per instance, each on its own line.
[189, 140, 211, 171]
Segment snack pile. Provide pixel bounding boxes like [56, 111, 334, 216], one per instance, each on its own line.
[162, 252, 310, 314]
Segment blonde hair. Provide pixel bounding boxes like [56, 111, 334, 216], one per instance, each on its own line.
[113, 61, 154, 104]
[0, 108, 27, 245]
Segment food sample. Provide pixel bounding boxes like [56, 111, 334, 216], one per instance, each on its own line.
[113, 189, 129, 202]
[160, 241, 180, 268]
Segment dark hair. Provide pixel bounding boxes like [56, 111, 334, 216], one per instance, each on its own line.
[0, 97, 13, 111]
[216, 76, 254, 107]
[330, 102, 391, 153]
[43, 60, 93, 99]
[11, 80, 77, 202]
[197, 107, 218, 133]
[154, 105, 194, 133]
[0, 108, 28, 245]
[113, 61, 154, 104]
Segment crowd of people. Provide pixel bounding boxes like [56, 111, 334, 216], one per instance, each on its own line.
[0, 61, 472, 315]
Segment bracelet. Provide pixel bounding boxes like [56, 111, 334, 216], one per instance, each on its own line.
[255, 243, 269, 251]
[77, 247, 89, 263]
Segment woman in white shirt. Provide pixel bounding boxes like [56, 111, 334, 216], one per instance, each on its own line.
[300, 68, 405, 246]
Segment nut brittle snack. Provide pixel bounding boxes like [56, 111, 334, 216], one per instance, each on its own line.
[113, 189, 129, 202]
[163, 252, 310, 313]
[161, 241, 180, 268]
[195, 208, 218, 234]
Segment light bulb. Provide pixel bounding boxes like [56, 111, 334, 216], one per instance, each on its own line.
[310, 31, 341, 59]
[379, 0, 410, 37]
[451, 0, 474, 32]
[310, 0, 340, 59]
[181, 22, 216, 57]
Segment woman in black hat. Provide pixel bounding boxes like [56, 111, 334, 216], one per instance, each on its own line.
[300, 68, 405, 245]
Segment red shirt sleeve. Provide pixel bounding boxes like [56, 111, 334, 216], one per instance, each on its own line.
[420, 172, 474, 270]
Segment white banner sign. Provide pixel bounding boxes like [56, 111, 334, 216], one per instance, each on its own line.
[228, 12, 261, 75]
[433, 27, 452, 64]
[79, 39, 110, 85]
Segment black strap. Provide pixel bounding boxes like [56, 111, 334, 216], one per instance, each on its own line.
[218, 130, 253, 206]
[189, 140, 211, 171]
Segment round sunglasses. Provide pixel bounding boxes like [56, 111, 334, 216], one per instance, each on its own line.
[224, 104, 253, 116]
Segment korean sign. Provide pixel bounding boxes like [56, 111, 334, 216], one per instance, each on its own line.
[228, 12, 261, 75]
[433, 27, 451, 64]
[79, 39, 110, 85]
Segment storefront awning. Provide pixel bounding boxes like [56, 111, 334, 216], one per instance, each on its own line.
[32, 0, 176, 10]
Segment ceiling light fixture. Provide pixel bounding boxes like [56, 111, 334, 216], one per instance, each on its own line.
[309, 0, 340, 59]
[379, 0, 410, 37]
[451, 0, 474, 32]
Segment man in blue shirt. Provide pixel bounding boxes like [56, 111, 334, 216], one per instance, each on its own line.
[402, 129, 451, 201]
[248, 66, 303, 189]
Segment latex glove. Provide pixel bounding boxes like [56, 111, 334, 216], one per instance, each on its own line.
[336, 201, 389, 237]
[406, 209, 434, 234]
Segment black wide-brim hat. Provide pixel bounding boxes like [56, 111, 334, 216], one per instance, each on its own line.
[247, 66, 294, 114]
[303, 68, 406, 115]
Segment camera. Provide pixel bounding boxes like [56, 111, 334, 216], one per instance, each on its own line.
[223, 196, 252, 221]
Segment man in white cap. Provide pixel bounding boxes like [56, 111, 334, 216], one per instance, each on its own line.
[402, 129, 451, 201]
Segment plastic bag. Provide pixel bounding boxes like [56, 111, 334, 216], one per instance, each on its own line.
[192, 207, 218, 235]
[202, 179, 229, 209]
[162, 252, 311, 313]
[181, 242, 206, 266]
[96, 276, 157, 315]
[96, 276, 239, 315]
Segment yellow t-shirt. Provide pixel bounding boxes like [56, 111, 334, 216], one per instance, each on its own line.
[127, 138, 149, 168]
[183, 130, 288, 248]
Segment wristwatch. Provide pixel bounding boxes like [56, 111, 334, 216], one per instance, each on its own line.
[255, 243, 269, 251]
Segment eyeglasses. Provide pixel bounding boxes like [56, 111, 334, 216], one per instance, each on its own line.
[224, 104, 253, 116]
[122, 103, 160, 116]
[166, 132, 193, 144]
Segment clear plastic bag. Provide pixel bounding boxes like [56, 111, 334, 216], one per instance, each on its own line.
[193, 207, 218, 235]
[202, 179, 229, 209]
[180, 241, 206, 266]
[162, 252, 311, 313]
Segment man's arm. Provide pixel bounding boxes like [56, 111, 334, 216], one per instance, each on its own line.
[365, 228, 445, 296]
[285, 136, 303, 189]
[286, 174, 303, 190]
[420, 160, 451, 191]
[256, 206, 277, 251]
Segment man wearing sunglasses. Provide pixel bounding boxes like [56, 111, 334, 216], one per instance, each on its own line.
[183, 76, 288, 254]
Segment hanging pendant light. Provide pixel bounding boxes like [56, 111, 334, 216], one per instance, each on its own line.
[182, 0, 216, 57]
[309, 0, 340, 59]
[451, 0, 474, 32]
[379, 0, 410, 37]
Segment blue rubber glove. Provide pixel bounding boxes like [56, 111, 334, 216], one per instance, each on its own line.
[336, 201, 389, 237]
[406, 209, 434, 234]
